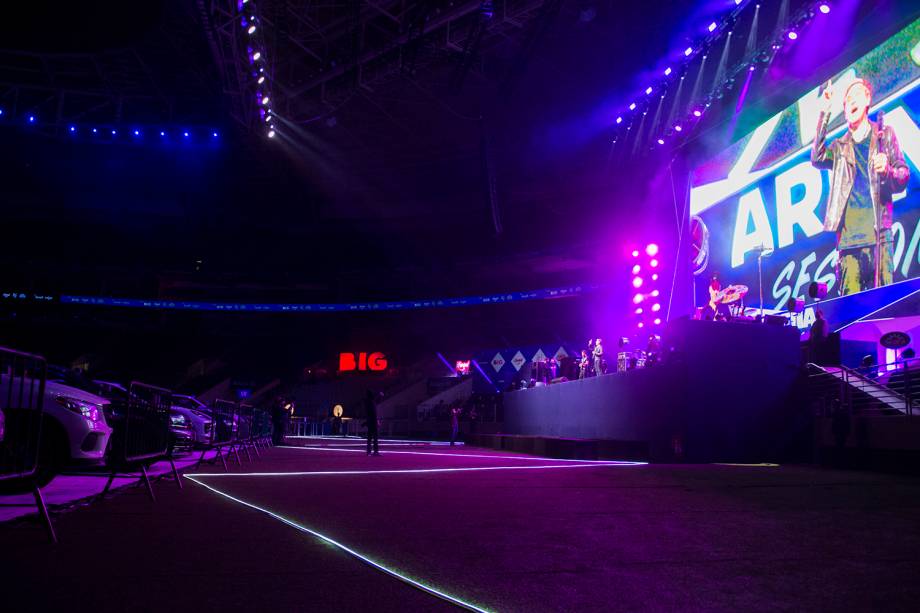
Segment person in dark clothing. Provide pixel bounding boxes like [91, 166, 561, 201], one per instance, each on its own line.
[271, 397, 292, 445]
[809, 309, 829, 363]
[449, 406, 461, 446]
[364, 390, 380, 456]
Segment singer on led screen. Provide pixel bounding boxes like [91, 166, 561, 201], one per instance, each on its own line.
[812, 78, 910, 295]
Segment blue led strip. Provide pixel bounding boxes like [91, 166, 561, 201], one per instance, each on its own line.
[59, 283, 602, 313]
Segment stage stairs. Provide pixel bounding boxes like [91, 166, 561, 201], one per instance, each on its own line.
[807, 363, 909, 416]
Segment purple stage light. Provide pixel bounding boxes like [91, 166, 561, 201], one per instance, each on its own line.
[652, 303, 661, 312]
[708, 22, 717, 33]
[111, 129, 116, 135]
[258, 76, 266, 84]
[651, 273, 659, 281]
[693, 109, 702, 117]
[684, 47, 693, 56]
[261, 95, 270, 105]
[92, 128, 98, 134]
[650, 259, 659, 268]
[664, 67, 672, 76]
[645, 86, 653, 95]
[252, 51, 262, 61]
[787, 31, 797, 40]
[247, 25, 256, 34]
[657, 138, 665, 145]
[69, 126, 75, 133]
[631, 249, 639, 257]
[0, 108, 4, 115]
[632, 277, 643, 288]
[616, 116, 623, 124]
[638, 322, 645, 329]
[654, 318, 662, 325]
[651, 289, 660, 297]
[633, 294, 643, 304]
[635, 307, 643, 315]
[645, 244, 659, 256]
[629, 102, 636, 111]
[160, 131, 165, 136]
[28, 115, 35, 123]
[819, 3, 830, 14]
[183, 131, 189, 137]
[267, 130, 276, 138]
[133, 129, 140, 136]
[674, 125, 682, 132]
[212, 131, 218, 138]
[632, 265, 641, 275]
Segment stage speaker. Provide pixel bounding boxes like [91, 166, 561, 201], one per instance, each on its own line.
[786, 297, 804, 313]
[762, 314, 787, 326]
[550, 377, 568, 385]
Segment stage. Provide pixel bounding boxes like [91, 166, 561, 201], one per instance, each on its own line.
[502, 319, 808, 463]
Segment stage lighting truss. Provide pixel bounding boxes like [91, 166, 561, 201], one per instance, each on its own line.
[631, 243, 664, 330]
[613, 1, 837, 154]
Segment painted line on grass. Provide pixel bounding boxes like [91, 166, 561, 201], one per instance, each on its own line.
[279, 445, 646, 464]
[185, 475, 492, 613]
[286, 436, 462, 445]
[186, 461, 643, 478]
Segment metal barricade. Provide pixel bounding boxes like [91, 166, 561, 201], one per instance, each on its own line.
[250, 408, 270, 454]
[0, 347, 55, 542]
[200, 399, 239, 471]
[100, 381, 180, 502]
[235, 403, 254, 462]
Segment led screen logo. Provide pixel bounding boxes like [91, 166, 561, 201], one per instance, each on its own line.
[690, 19, 920, 313]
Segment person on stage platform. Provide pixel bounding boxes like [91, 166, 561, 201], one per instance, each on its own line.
[705, 275, 732, 321]
[578, 350, 589, 379]
[808, 309, 829, 364]
[364, 390, 380, 456]
[811, 77, 909, 295]
[592, 338, 604, 376]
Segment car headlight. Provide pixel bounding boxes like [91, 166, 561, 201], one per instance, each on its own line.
[55, 395, 103, 422]
[170, 413, 188, 428]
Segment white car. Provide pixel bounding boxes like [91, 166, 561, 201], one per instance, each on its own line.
[0, 377, 113, 475]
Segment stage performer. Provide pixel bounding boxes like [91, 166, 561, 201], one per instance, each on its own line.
[705, 275, 731, 321]
[578, 350, 589, 379]
[592, 338, 604, 376]
[812, 78, 909, 296]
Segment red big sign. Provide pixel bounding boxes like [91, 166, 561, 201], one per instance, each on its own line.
[339, 352, 388, 372]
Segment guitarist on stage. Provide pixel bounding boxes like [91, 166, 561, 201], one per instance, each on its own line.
[705, 275, 732, 321]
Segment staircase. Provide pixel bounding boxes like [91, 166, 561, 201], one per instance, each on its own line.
[808, 363, 909, 415]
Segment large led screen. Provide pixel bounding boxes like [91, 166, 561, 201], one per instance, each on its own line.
[689, 19, 920, 324]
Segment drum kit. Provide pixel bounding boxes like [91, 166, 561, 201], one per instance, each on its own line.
[718, 283, 749, 317]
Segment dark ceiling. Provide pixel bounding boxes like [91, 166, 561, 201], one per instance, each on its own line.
[2, 0, 918, 304]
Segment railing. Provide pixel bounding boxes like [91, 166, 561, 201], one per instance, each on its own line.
[807, 358, 917, 417]
[101, 381, 182, 502]
[198, 400, 274, 470]
[0, 347, 55, 542]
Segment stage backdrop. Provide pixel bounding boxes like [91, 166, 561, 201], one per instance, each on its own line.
[690, 18, 920, 330]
